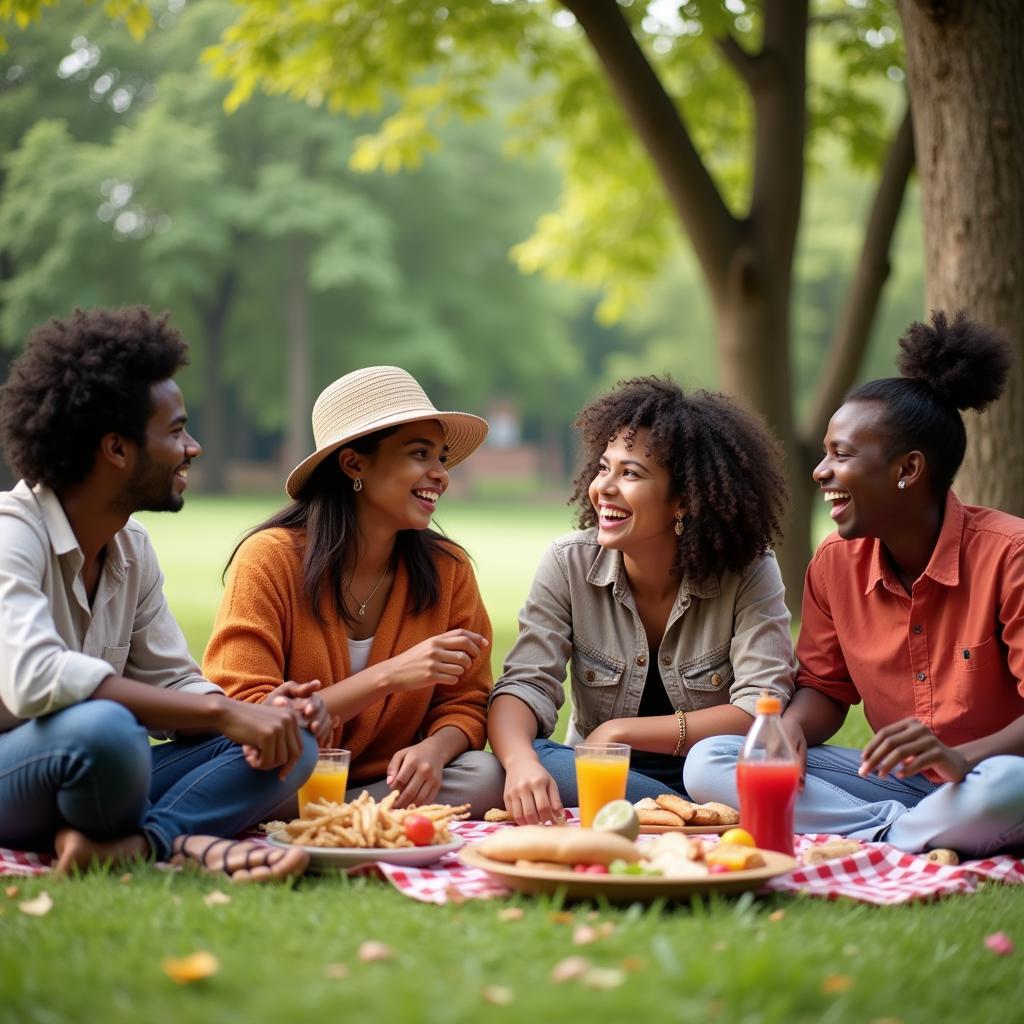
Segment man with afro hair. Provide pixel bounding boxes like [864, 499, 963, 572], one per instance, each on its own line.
[0, 306, 320, 880]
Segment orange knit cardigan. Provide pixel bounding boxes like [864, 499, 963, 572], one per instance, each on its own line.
[203, 528, 492, 784]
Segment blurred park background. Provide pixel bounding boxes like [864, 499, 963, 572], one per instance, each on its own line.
[1, 0, 1020, 614]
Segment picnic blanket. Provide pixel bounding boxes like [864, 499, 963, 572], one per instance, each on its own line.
[5, 822, 1023, 906]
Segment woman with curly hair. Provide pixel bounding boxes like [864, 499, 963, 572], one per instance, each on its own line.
[488, 376, 796, 824]
[686, 311, 1024, 856]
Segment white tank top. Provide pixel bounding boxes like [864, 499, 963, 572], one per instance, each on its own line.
[347, 635, 375, 674]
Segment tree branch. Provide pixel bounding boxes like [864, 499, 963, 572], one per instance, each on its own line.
[800, 104, 916, 450]
[561, 0, 739, 293]
[717, 34, 759, 89]
[750, 0, 809, 254]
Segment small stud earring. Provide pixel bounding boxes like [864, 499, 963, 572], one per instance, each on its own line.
[898, 480, 906, 491]
[674, 513, 685, 536]
[353, 478, 363, 493]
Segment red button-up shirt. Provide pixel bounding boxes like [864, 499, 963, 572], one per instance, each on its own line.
[796, 492, 1024, 770]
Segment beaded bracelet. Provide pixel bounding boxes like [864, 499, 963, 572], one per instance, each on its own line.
[672, 709, 687, 757]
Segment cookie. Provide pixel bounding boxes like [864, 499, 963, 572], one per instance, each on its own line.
[925, 848, 959, 866]
[802, 839, 862, 865]
[483, 808, 512, 823]
[655, 794, 698, 822]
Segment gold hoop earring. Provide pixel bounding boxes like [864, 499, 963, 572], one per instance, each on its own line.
[353, 478, 363, 493]
[674, 513, 685, 537]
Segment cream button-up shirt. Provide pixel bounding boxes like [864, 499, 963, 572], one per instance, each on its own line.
[0, 481, 221, 734]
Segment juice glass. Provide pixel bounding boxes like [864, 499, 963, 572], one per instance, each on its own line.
[297, 748, 351, 816]
[574, 742, 630, 827]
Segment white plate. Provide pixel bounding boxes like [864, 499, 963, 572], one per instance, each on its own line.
[266, 831, 463, 871]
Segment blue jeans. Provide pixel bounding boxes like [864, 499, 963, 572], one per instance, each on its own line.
[534, 738, 690, 806]
[684, 735, 1024, 857]
[0, 700, 318, 860]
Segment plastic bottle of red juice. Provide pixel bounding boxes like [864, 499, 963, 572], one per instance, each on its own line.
[737, 693, 800, 856]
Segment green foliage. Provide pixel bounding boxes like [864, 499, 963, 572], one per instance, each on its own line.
[205, 0, 905, 322]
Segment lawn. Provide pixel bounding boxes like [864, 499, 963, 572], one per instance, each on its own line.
[1, 496, 1021, 1024]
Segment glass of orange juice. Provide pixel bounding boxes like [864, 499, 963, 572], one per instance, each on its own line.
[297, 748, 351, 816]
[574, 742, 630, 827]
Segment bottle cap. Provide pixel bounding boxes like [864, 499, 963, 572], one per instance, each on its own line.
[755, 694, 782, 715]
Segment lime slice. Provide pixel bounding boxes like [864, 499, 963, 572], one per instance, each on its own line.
[591, 800, 640, 841]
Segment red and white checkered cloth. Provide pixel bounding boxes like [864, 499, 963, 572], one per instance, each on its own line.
[5, 823, 1022, 905]
[376, 823, 1024, 906]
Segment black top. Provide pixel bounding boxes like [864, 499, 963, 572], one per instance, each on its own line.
[630, 657, 684, 790]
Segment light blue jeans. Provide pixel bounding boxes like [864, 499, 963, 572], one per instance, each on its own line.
[0, 700, 318, 860]
[684, 734, 1024, 857]
[534, 738, 690, 805]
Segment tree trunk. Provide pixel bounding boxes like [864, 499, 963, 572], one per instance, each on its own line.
[283, 234, 312, 476]
[195, 271, 237, 495]
[899, 0, 1024, 514]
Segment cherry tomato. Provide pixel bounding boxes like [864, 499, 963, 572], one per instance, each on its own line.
[404, 813, 435, 847]
[584, 864, 609, 875]
[708, 863, 733, 875]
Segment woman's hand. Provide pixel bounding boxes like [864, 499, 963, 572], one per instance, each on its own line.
[384, 629, 489, 693]
[266, 679, 334, 747]
[584, 720, 629, 745]
[502, 753, 565, 826]
[860, 717, 970, 783]
[386, 738, 448, 808]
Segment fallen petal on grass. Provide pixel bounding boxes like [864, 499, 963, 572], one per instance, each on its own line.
[482, 985, 515, 1006]
[119, 873, 133, 885]
[549, 911, 574, 925]
[984, 932, 1014, 955]
[821, 974, 854, 995]
[768, 910, 785, 922]
[161, 951, 220, 985]
[5, 885, 19, 898]
[581, 967, 626, 991]
[551, 956, 591, 983]
[498, 907, 525, 922]
[572, 924, 599, 945]
[18, 892, 53, 917]
[358, 941, 395, 963]
[621, 956, 646, 973]
[203, 890, 232, 908]
[324, 963, 349, 980]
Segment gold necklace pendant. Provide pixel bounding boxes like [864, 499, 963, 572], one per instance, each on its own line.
[349, 565, 390, 618]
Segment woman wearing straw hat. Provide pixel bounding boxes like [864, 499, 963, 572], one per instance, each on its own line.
[203, 366, 505, 816]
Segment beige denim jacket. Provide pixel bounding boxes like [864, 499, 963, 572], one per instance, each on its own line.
[492, 529, 796, 744]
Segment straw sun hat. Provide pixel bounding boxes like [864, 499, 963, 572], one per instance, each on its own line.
[285, 366, 489, 498]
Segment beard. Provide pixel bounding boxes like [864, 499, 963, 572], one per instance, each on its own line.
[122, 450, 185, 514]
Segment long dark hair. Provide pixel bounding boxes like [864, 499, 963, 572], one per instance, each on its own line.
[226, 426, 460, 626]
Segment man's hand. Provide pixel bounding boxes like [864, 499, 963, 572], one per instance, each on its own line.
[266, 679, 333, 746]
[502, 753, 565, 826]
[215, 697, 306, 779]
[780, 716, 808, 788]
[385, 738, 448, 808]
[860, 717, 969, 783]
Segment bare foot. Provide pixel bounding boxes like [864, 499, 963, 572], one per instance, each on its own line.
[53, 828, 149, 876]
[171, 835, 309, 884]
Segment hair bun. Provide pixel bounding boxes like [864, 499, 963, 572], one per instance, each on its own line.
[897, 309, 1013, 412]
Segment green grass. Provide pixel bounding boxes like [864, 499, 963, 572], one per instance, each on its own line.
[2, 496, 1022, 1024]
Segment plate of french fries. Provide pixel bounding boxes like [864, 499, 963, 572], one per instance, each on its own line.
[264, 790, 470, 870]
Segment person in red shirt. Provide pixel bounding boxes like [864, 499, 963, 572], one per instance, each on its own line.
[685, 311, 1024, 856]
